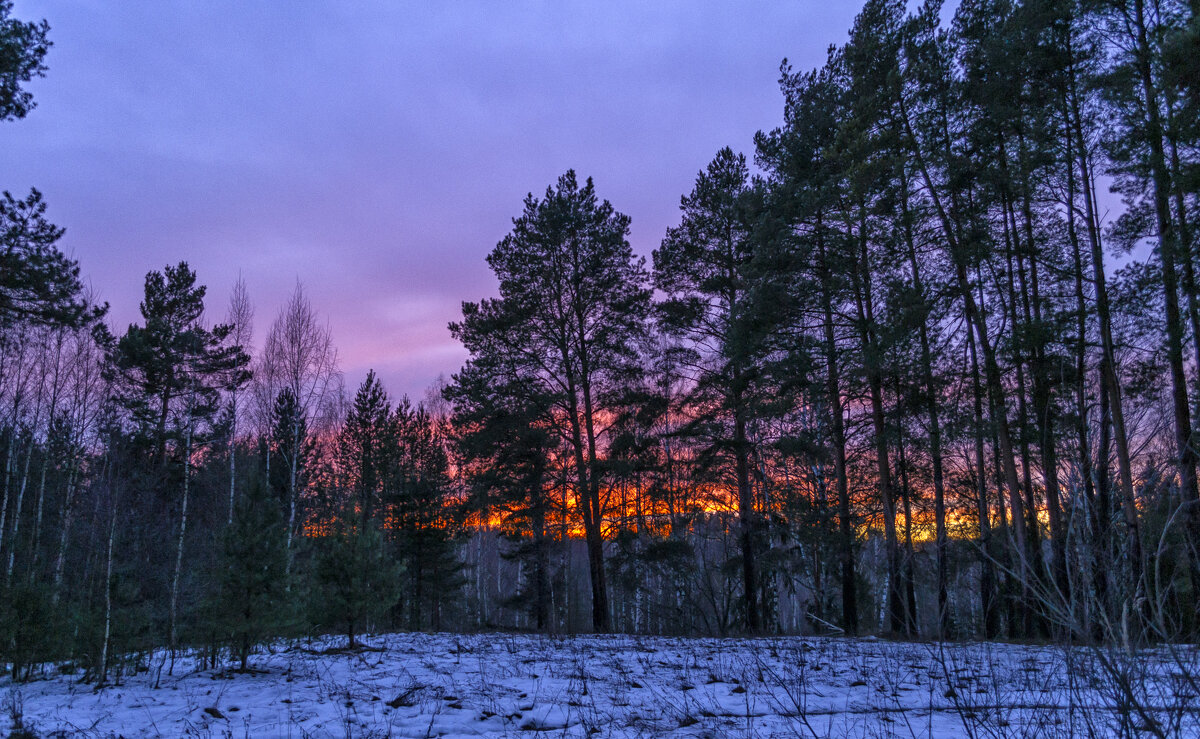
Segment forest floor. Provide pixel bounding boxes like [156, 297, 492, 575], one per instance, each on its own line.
[3, 631, 1198, 738]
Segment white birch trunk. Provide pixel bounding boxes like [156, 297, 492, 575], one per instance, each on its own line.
[169, 423, 192, 652]
[6, 436, 34, 582]
[51, 463, 77, 604]
[100, 488, 116, 686]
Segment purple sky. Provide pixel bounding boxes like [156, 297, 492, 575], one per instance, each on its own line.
[2, 2, 870, 400]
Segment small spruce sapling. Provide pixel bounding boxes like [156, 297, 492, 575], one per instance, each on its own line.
[311, 508, 399, 649]
[215, 476, 291, 670]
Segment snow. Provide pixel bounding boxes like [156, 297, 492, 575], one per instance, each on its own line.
[4, 632, 1197, 737]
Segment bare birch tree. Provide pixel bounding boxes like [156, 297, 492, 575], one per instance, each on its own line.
[225, 277, 254, 523]
[259, 281, 340, 571]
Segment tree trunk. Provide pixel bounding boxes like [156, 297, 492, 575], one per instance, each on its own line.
[1067, 57, 1128, 625]
[849, 213, 903, 637]
[895, 429, 919, 636]
[968, 328, 998, 639]
[0, 435, 13, 570]
[998, 180, 1047, 632]
[6, 433, 34, 583]
[818, 234, 857, 636]
[228, 393, 237, 525]
[99, 479, 117, 686]
[1164, 103, 1200, 629]
[1132, 0, 1197, 605]
[732, 381, 760, 634]
[1063, 89, 1096, 632]
[574, 291, 611, 633]
[899, 167, 949, 637]
[899, 95, 1033, 613]
[51, 462, 77, 604]
[533, 491, 550, 631]
[1014, 130, 1069, 608]
[169, 423, 192, 652]
[284, 417, 300, 576]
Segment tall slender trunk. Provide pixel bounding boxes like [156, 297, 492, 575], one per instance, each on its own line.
[1066, 57, 1131, 620]
[51, 462, 77, 604]
[30, 444, 50, 577]
[169, 422, 192, 652]
[1164, 103, 1200, 435]
[99, 481, 117, 686]
[899, 95, 1032, 611]
[6, 433, 34, 583]
[563, 361, 604, 633]
[563, 239, 612, 634]
[999, 184, 1041, 638]
[998, 174, 1048, 622]
[728, 218, 760, 634]
[849, 210, 903, 636]
[969, 326, 998, 638]
[724, 226, 763, 633]
[1014, 128, 1069, 607]
[732, 386, 760, 633]
[817, 232, 857, 635]
[1062, 83, 1096, 625]
[895, 421, 918, 635]
[284, 415, 299, 576]
[31, 336, 65, 576]
[577, 362, 610, 633]
[228, 392, 237, 525]
[1096, 375, 1115, 630]
[0, 435, 13, 568]
[899, 166, 949, 636]
[532, 483, 550, 631]
[1165, 102, 1200, 630]
[1132, 1, 1198, 603]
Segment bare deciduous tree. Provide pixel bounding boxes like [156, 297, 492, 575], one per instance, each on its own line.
[225, 276, 254, 523]
[258, 281, 341, 570]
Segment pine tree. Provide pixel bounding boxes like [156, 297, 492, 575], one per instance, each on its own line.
[212, 477, 290, 671]
[1096, 0, 1200, 629]
[337, 371, 394, 525]
[450, 170, 651, 633]
[654, 147, 767, 633]
[310, 510, 399, 649]
[108, 262, 250, 650]
[447, 363, 559, 631]
[0, 3, 98, 335]
[391, 398, 462, 631]
[0, 190, 100, 332]
[755, 56, 861, 635]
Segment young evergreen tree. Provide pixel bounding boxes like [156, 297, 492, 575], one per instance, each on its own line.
[336, 371, 394, 525]
[310, 509, 399, 649]
[447, 362, 560, 631]
[212, 476, 289, 671]
[391, 398, 462, 630]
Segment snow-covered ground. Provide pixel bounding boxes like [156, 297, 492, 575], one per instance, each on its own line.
[4, 632, 1198, 737]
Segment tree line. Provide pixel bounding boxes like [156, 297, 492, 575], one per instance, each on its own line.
[2, 0, 1199, 679]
